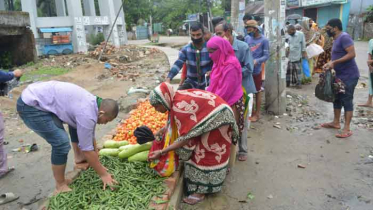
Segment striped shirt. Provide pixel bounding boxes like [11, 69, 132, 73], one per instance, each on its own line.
[167, 42, 213, 89]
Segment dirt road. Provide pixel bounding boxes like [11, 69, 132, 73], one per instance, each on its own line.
[0, 45, 169, 210]
[181, 77, 373, 210]
[1, 37, 372, 210]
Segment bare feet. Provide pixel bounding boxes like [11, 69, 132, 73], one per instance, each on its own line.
[358, 103, 373, 108]
[65, 178, 73, 185]
[320, 122, 341, 129]
[74, 162, 90, 170]
[249, 115, 259, 122]
[53, 184, 72, 195]
[183, 194, 205, 205]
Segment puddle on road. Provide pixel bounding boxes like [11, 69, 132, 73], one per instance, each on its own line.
[342, 195, 372, 210]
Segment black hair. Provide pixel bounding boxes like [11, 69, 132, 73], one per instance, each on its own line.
[101, 99, 119, 118]
[254, 16, 261, 22]
[243, 14, 253, 22]
[190, 22, 204, 33]
[287, 24, 295, 30]
[236, 35, 245, 41]
[212, 17, 225, 27]
[177, 82, 193, 90]
[326, 18, 342, 31]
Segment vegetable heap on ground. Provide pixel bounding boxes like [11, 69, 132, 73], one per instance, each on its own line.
[100, 141, 152, 162]
[113, 101, 167, 144]
[48, 156, 166, 210]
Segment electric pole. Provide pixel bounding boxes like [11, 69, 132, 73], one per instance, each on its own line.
[230, 0, 239, 31]
[238, 0, 245, 35]
[207, 0, 213, 32]
[264, 0, 286, 115]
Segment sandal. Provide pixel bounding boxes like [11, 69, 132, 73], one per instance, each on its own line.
[0, 193, 19, 205]
[0, 166, 15, 179]
[183, 195, 205, 205]
[249, 116, 259, 122]
[336, 131, 353, 138]
[238, 154, 247, 161]
[358, 104, 373, 108]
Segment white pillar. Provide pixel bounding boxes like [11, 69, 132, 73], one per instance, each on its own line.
[0, 0, 5, 11]
[66, 0, 87, 53]
[83, 0, 95, 16]
[83, 0, 96, 36]
[113, 0, 127, 45]
[98, 0, 120, 47]
[21, 0, 39, 38]
[55, 0, 66, 16]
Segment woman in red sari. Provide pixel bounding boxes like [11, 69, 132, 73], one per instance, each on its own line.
[148, 82, 239, 205]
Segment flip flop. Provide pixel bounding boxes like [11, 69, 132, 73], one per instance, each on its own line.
[336, 131, 353, 138]
[358, 104, 373, 108]
[0, 193, 19, 205]
[320, 123, 341, 129]
[183, 195, 205, 205]
[249, 117, 259, 122]
[0, 166, 15, 179]
[238, 154, 247, 161]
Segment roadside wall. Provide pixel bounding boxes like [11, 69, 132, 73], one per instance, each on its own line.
[363, 23, 373, 40]
[0, 28, 37, 66]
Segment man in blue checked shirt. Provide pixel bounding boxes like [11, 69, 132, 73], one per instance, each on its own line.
[165, 22, 213, 90]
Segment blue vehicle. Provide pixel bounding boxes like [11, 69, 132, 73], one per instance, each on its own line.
[39, 28, 74, 55]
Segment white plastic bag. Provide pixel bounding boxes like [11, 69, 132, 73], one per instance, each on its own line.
[306, 43, 324, 59]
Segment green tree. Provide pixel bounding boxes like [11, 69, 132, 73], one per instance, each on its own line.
[151, 0, 220, 30]
[36, 0, 57, 17]
[365, 5, 373, 23]
[122, 0, 153, 30]
[3, 0, 22, 11]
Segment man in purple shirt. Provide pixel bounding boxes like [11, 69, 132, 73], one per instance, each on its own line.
[322, 19, 360, 138]
[0, 69, 22, 179]
[17, 81, 119, 194]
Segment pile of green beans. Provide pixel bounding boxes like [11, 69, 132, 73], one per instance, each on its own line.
[48, 156, 166, 210]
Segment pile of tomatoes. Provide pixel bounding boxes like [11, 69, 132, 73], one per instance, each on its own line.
[113, 101, 168, 144]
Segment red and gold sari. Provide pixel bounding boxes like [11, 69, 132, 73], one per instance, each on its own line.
[149, 82, 239, 195]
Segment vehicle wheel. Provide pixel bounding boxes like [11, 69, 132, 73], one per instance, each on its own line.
[47, 50, 59, 55]
[62, 49, 73, 55]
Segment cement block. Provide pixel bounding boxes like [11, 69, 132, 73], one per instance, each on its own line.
[168, 171, 184, 210]
[0, 11, 30, 27]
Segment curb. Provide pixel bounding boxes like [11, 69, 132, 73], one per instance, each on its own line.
[167, 165, 184, 210]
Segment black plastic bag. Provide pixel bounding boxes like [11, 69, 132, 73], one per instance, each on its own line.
[134, 126, 155, 144]
[315, 70, 335, 102]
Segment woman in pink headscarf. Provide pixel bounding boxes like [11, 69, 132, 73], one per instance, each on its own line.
[207, 36, 244, 133]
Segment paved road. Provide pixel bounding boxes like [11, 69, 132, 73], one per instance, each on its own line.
[129, 36, 190, 82]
